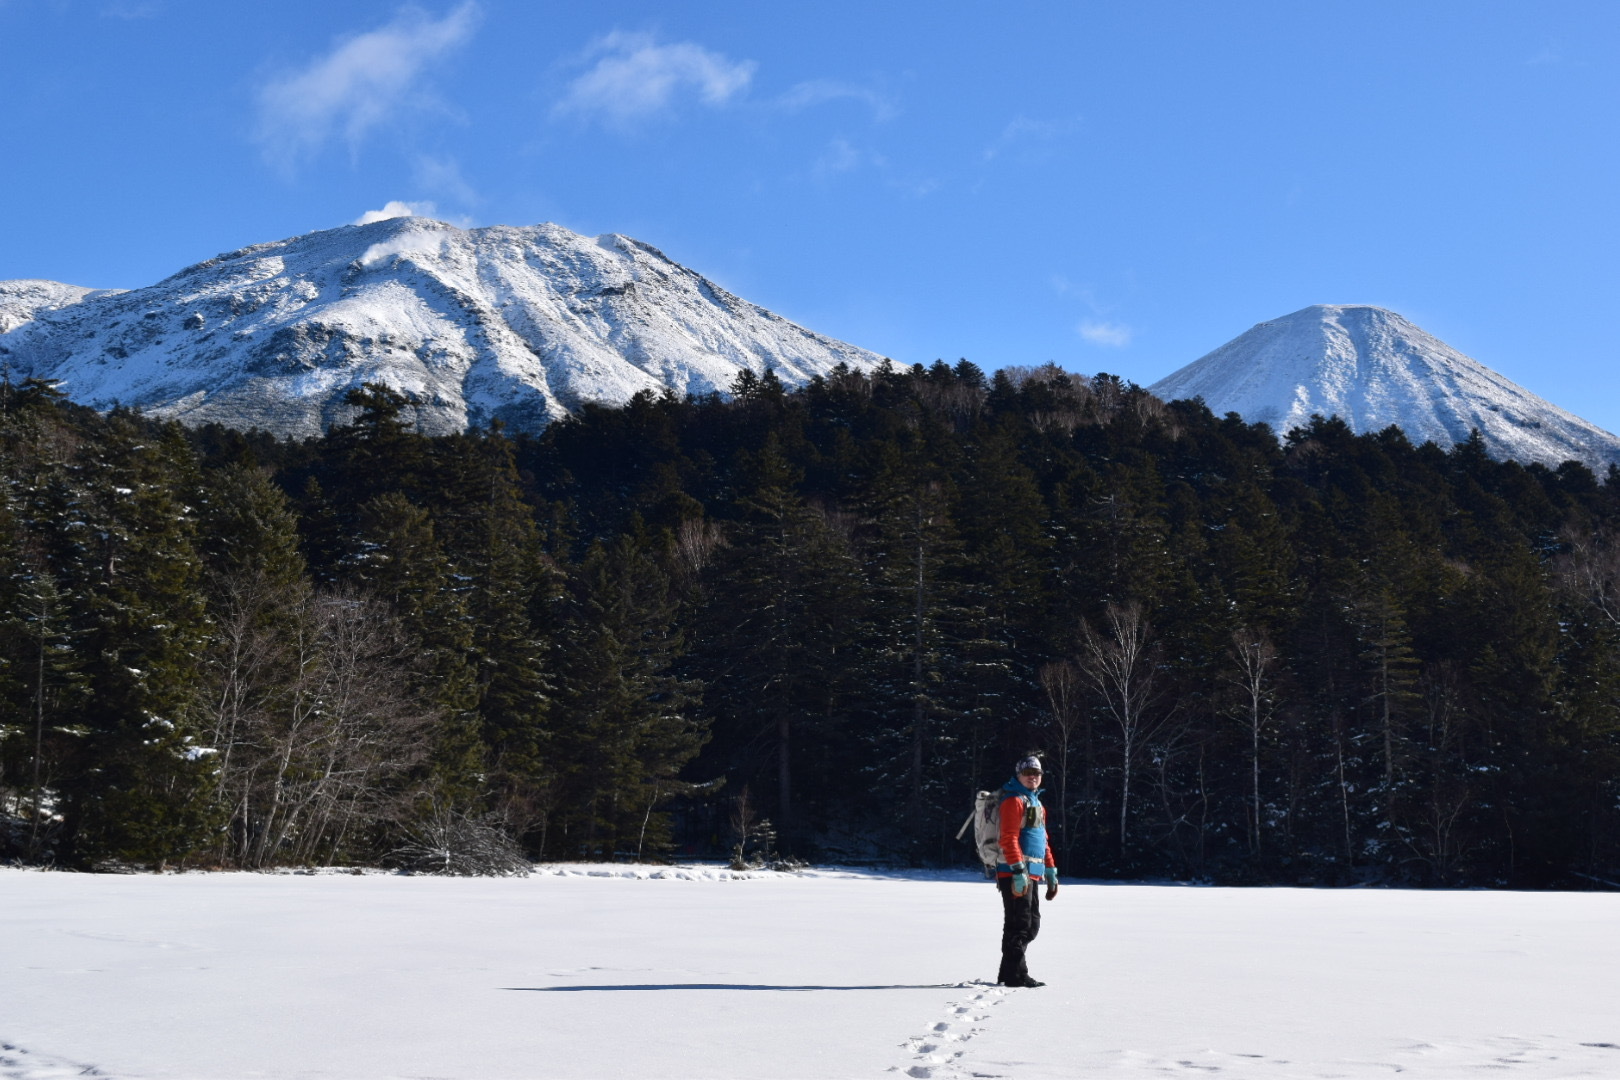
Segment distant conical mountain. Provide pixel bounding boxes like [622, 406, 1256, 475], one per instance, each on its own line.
[1150, 304, 1620, 470]
[0, 217, 884, 437]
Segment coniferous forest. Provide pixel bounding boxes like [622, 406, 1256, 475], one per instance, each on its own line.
[3, 362, 1619, 888]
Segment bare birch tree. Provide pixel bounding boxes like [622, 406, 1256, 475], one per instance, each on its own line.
[204, 583, 435, 867]
[1353, 588, 1418, 845]
[1039, 659, 1083, 865]
[1402, 661, 1474, 882]
[1554, 525, 1620, 632]
[1227, 627, 1278, 857]
[1077, 601, 1165, 855]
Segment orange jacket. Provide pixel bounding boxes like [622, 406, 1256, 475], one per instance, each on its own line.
[997, 792, 1056, 878]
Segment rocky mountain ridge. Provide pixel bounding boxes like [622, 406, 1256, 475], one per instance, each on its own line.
[7, 234, 1618, 472]
[0, 217, 884, 437]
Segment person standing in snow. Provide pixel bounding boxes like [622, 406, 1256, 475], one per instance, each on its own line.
[996, 755, 1058, 988]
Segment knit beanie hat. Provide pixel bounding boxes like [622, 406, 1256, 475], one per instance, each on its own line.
[1015, 755, 1042, 774]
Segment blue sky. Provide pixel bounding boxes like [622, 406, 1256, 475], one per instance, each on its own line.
[4, 2, 1619, 430]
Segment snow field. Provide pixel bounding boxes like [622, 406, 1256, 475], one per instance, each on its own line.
[2, 869, 1618, 1079]
[980, 886, 1620, 1079]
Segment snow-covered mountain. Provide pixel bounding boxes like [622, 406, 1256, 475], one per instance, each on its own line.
[1150, 304, 1620, 469]
[0, 280, 113, 334]
[0, 218, 884, 437]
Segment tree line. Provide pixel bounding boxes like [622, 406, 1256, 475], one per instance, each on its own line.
[2, 362, 1618, 886]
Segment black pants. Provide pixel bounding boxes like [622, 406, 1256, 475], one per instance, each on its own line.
[996, 876, 1041, 984]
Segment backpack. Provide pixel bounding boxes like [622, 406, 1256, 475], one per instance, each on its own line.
[956, 790, 1003, 877]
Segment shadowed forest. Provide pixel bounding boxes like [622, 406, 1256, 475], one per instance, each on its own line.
[2, 362, 1618, 887]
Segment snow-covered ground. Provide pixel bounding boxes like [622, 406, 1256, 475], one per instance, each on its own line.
[3, 866, 1618, 1079]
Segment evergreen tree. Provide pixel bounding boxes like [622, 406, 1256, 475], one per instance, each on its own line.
[57, 415, 216, 866]
[0, 519, 88, 861]
[550, 535, 706, 859]
[352, 491, 481, 799]
[853, 435, 986, 859]
[692, 436, 862, 847]
[1349, 583, 1421, 862]
[433, 430, 557, 826]
[951, 417, 1052, 743]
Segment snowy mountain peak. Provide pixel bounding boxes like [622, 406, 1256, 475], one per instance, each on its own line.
[0, 220, 884, 437]
[1150, 304, 1620, 469]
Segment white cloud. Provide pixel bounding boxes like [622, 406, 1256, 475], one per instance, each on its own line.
[1079, 320, 1133, 347]
[982, 115, 1080, 162]
[555, 32, 755, 125]
[256, 2, 480, 168]
[779, 80, 897, 121]
[353, 200, 437, 225]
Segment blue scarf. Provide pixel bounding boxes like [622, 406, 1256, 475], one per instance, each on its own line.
[1003, 776, 1043, 805]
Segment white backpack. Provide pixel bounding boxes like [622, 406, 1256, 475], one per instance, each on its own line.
[956, 790, 1003, 876]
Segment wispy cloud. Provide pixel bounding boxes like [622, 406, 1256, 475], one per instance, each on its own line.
[1056, 277, 1137, 347]
[814, 138, 864, 178]
[982, 115, 1080, 162]
[897, 176, 941, 198]
[256, 2, 480, 169]
[779, 79, 897, 121]
[555, 32, 755, 126]
[806, 137, 936, 197]
[1078, 320, 1132, 348]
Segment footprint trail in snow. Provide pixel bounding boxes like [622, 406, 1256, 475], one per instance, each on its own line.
[889, 981, 1008, 1079]
[0, 1040, 112, 1080]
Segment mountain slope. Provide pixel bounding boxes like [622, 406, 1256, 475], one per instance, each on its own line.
[0, 218, 884, 437]
[1150, 304, 1620, 469]
[0, 280, 119, 334]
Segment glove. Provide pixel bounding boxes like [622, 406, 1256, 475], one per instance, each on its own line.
[1045, 866, 1059, 901]
[1009, 863, 1030, 898]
